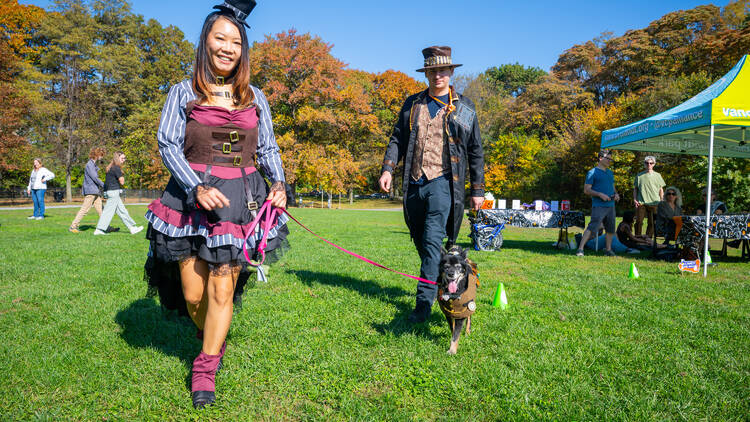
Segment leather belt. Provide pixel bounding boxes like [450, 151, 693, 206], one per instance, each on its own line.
[213, 156, 243, 166]
[212, 131, 245, 142]
[212, 144, 243, 153]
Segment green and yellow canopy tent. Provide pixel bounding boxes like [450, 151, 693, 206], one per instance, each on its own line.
[601, 54, 750, 275]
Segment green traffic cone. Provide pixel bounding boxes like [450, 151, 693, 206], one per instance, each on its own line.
[705, 250, 712, 264]
[628, 262, 640, 279]
[492, 282, 508, 309]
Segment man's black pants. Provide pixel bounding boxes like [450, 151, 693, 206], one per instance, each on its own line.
[405, 175, 451, 308]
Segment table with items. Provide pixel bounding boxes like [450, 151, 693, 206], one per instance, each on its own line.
[470, 209, 586, 251]
[667, 213, 750, 259]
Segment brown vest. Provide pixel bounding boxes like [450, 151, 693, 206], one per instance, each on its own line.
[183, 101, 259, 167]
[411, 104, 450, 181]
[437, 272, 478, 319]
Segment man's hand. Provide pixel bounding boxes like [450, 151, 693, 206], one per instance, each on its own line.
[614, 193, 620, 202]
[266, 182, 287, 209]
[378, 171, 392, 193]
[634, 199, 640, 207]
[471, 196, 484, 211]
[196, 185, 230, 211]
[599, 193, 611, 202]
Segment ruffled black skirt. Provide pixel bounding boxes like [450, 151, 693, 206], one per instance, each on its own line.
[143, 167, 289, 314]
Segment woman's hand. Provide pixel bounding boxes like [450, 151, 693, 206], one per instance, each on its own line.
[267, 181, 287, 209]
[196, 185, 230, 211]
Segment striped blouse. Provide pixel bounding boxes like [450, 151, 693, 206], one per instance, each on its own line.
[157, 80, 285, 194]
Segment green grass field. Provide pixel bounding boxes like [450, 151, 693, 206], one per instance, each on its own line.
[1, 206, 748, 420]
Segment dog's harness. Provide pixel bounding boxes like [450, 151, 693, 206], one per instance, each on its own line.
[438, 269, 478, 319]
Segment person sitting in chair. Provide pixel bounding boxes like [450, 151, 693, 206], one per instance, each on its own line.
[656, 186, 682, 242]
[696, 187, 727, 216]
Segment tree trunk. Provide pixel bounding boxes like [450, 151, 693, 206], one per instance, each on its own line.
[66, 170, 72, 203]
[65, 140, 73, 202]
[348, 188, 353, 204]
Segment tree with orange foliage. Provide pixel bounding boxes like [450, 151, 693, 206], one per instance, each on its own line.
[553, 2, 748, 105]
[0, 0, 45, 58]
[0, 0, 45, 186]
[371, 70, 426, 142]
[249, 30, 385, 198]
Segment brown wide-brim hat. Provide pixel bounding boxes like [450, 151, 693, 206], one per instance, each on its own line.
[416, 45, 462, 72]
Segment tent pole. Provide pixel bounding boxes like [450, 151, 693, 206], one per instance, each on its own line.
[703, 125, 715, 277]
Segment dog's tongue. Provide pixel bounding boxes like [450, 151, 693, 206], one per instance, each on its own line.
[448, 281, 458, 294]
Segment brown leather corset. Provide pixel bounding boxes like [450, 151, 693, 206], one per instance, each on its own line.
[183, 101, 259, 167]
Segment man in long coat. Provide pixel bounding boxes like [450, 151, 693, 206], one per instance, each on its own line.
[379, 46, 485, 323]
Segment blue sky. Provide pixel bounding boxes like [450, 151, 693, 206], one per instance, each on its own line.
[23, 0, 732, 79]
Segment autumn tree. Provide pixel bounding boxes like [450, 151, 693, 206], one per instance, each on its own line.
[504, 75, 595, 140]
[121, 101, 169, 189]
[552, 2, 748, 104]
[0, 0, 46, 58]
[24, 0, 104, 201]
[484, 63, 547, 97]
[370, 69, 426, 141]
[0, 0, 45, 186]
[458, 73, 509, 145]
[17, 0, 193, 197]
[249, 29, 384, 197]
[0, 41, 32, 186]
[484, 133, 553, 200]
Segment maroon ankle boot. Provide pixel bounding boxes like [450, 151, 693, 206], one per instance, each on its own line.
[191, 351, 221, 409]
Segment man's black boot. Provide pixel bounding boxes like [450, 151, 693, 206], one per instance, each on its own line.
[407, 301, 431, 323]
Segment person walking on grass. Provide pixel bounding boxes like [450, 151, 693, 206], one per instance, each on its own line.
[143, 0, 289, 409]
[93, 151, 143, 235]
[378, 46, 485, 324]
[576, 149, 620, 257]
[633, 155, 664, 238]
[26, 158, 55, 220]
[69, 147, 106, 233]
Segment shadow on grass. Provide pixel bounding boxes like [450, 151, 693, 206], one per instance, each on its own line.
[115, 298, 199, 388]
[289, 269, 443, 342]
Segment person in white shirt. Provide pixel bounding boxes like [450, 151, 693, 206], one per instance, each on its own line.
[26, 158, 55, 220]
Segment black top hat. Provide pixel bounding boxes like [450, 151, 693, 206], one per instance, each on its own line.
[213, 0, 257, 28]
[416, 46, 462, 72]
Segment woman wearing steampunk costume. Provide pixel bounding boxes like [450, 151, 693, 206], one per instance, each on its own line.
[143, 0, 288, 408]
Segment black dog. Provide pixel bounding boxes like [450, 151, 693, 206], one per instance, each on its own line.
[437, 246, 477, 355]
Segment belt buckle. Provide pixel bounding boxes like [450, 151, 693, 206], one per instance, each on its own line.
[247, 201, 258, 210]
[229, 131, 239, 143]
[224, 91, 232, 99]
[222, 142, 231, 154]
[233, 156, 242, 166]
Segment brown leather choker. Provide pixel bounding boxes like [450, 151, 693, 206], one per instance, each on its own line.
[214, 75, 234, 85]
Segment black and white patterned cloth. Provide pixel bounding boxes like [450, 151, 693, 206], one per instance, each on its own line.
[677, 214, 750, 255]
[472, 209, 585, 229]
[469, 209, 585, 251]
[654, 213, 750, 256]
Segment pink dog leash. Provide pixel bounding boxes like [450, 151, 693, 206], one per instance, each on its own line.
[242, 200, 282, 267]
[243, 200, 437, 285]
